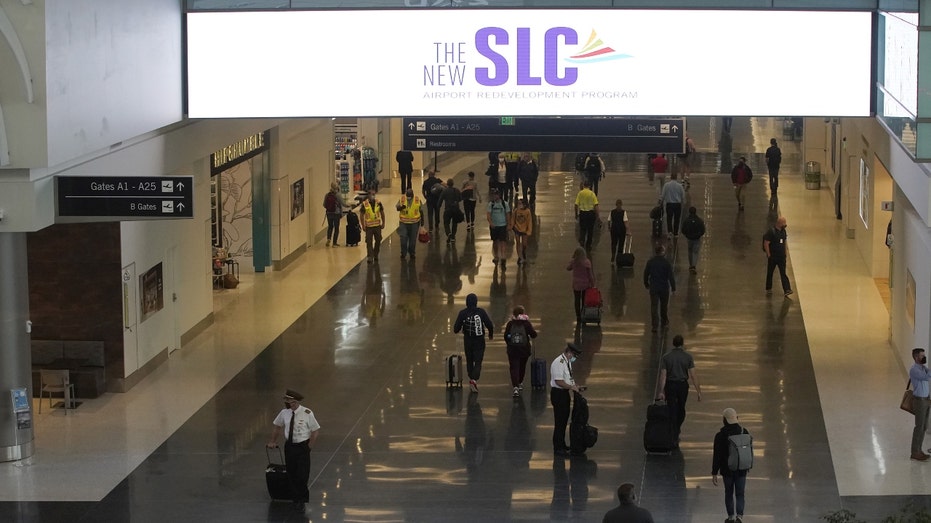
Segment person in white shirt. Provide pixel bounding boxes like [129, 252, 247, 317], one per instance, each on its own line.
[660, 172, 686, 236]
[267, 389, 321, 509]
[550, 343, 583, 456]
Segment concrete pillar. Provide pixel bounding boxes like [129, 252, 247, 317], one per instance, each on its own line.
[0, 232, 34, 461]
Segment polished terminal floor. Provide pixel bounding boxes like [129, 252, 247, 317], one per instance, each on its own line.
[2, 118, 926, 522]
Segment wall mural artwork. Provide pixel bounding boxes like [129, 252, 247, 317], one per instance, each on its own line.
[219, 162, 254, 258]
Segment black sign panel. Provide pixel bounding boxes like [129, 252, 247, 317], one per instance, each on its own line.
[402, 117, 685, 153]
[57, 176, 194, 219]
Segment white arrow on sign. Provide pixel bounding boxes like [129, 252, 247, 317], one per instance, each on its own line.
[176, 181, 185, 191]
[671, 125, 679, 132]
[408, 123, 415, 129]
[177, 202, 185, 212]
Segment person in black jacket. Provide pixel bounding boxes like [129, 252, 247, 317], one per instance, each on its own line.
[680, 206, 706, 274]
[396, 150, 414, 194]
[764, 138, 782, 195]
[518, 153, 539, 210]
[643, 244, 675, 332]
[421, 170, 443, 232]
[503, 306, 538, 397]
[453, 293, 494, 393]
[440, 178, 462, 243]
[712, 408, 751, 523]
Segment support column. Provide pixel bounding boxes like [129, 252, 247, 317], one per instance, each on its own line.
[0, 232, 34, 461]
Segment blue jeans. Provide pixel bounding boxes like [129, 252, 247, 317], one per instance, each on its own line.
[398, 222, 419, 257]
[723, 473, 747, 517]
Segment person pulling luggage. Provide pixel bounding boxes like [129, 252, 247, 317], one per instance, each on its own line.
[267, 389, 321, 512]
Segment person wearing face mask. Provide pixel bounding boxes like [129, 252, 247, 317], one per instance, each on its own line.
[396, 188, 423, 261]
[550, 343, 584, 457]
[267, 389, 321, 511]
[762, 216, 792, 298]
[360, 190, 385, 264]
[909, 348, 931, 461]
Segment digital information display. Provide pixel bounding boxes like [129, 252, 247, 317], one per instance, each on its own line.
[57, 176, 194, 219]
[187, 10, 872, 118]
[402, 117, 686, 152]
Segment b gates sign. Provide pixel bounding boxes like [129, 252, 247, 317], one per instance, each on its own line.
[187, 10, 872, 117]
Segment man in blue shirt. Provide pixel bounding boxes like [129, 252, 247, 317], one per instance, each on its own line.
[910, 348, 931, 461]
[643, 244, 676, 333]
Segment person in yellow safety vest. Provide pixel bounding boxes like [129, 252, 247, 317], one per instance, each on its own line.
[360, 189, 385, 264]
[396, 189, 424, 261]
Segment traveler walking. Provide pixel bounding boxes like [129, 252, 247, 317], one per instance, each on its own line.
[680, 206, 706, 274]
[731, 156, 753, 211]
[909, 348, 931, 461]
[763, 216, 793, 297]
[602, 483, 655, 523]
[643, 244, 675, 332]
[486, 188, 512, 270]
[518, 153, 539, 209]
[486, 154, 510, 200]
[584, 153, 605, 195]
[550, 343, 584, 456]
[609, 199, 629, 266]
[453, 293, 494, 394]
[678, 133, 696, 180]
[266, 389, 321, 511]
[512, 198, 533, 265]
[660, 172, 685, 236]
[396, 149, 415, 194]
[422, 170, 443, 232]
[574, 180, 601, 251]
[461, 171, 481, 232]
[359, 189, 385, 264]
[651, 153, 669, 191]
[765, 138, 782, 195]
[712, 408, 751, 523]
[567, 246, 595, 324]
[395, 189, 423, 261]
[657, 334, 702, 443]
[503, 306, 538, 397]
[440, 178, 463, 243]
[323, 182, 345, 247]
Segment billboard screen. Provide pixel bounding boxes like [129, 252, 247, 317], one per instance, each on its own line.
[187, 10, 872, 118]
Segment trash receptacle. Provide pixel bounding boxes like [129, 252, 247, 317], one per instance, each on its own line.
[804, 161, 821, 190]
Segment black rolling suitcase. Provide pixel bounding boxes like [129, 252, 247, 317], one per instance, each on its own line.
[569, 392, 598, 455]
[649, 205, 664, 239]
[265, 447, 290, 500]
[530, 347, 547, 390]
[345, 211, 361, 246]
[643, 400, 676, 453]
[617, 235, 635, 268]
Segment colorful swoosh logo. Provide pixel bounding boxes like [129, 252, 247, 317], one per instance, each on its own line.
[566, 30, 632, 63]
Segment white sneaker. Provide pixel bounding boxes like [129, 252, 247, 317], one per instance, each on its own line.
[513, 387, 520, 397]
[469, 380, 478, 393]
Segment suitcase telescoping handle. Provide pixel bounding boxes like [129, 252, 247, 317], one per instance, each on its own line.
[266, 446, 285, 465]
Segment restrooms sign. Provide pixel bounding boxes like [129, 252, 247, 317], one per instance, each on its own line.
[187, 10, 872, 118]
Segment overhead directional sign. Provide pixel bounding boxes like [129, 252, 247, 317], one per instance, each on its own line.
[402, 117, 685, 153]
[57, 176, 194, 220]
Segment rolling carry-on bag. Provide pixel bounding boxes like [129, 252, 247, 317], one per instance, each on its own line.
[445, 354, 463, 389]
[265, 447, 290, 500]
[643, 400, 676, 453]
[345, 211, 362, 246]
[530, 347, 547, 390]
[581, 287, 603, 325]
[617, 235, 635, 268]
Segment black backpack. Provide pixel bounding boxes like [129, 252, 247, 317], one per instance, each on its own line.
[505, 321, 529, 349]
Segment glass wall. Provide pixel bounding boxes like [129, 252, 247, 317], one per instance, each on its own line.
[877, 11, 919, 156]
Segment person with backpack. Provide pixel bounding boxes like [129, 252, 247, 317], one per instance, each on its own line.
[680, 206, 706, 274]
[765, 138, 782, 195]
[323, 182, 345, 247]
[503, 305, 538, 397]
[486, 188, 512, 271]
[453, 293, 494, 394]
[712, 408, 753, 523]
[422, 170, 444, 232]
[583, 153, 605, 195]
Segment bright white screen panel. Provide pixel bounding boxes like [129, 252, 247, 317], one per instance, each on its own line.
[187, 10, 872, 118]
